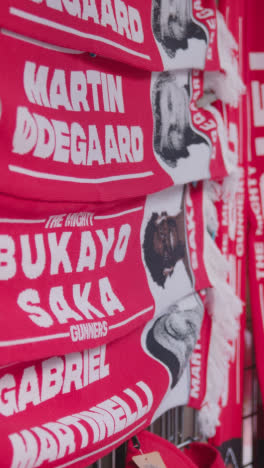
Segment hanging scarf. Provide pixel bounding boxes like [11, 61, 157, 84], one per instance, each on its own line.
[195, 145, 245, 439]
[185, 0, 246, 442]
[188, 163, 244, 439]
[0, 291, 206, 468]
[207, 130, 246, 462]
[0, 182, 222, 367]
[0, 195, 241, 467]
[0, 30, 236, 204]
[0, 0, 235, 75]
[186, 174, 243, 434]
[246, 0, 264, 410]
[206, 2, 247, 467]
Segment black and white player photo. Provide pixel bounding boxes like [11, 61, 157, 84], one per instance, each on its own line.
[152, 0, 207, 59]
[146, 298, 203, 389]
[152, 72, 209, 169]
[142, 197, 192, 288]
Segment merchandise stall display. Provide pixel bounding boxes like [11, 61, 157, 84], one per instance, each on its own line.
[0, 1, 262, 467]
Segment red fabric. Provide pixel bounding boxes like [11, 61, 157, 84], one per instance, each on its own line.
[185, 0, 246, 448]
[208, 0, 246, 463]
[246, 0, 264, 411]
[125, 434, 226, 468]
[0, 1, 220, 72]
[0, 31, 230, 204]
[0, 293, 206, 468]
[0, 4, 246, 468]
[0, 183, 212, 366]
[185, 442, 226, 468]
[126, 431, 197, 468]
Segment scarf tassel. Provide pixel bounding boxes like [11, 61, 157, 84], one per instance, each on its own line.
[199, 233, 243, 438]
[203, 11, 245, 108]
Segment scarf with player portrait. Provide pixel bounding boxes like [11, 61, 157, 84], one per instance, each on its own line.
[0, 2, 247, 466]
[0, 0, 239, 78]
[0, 29, 237, 205]
[0, 182, 244, 468]
[0, 291, 206, 468]
[0, 286, 233, 468]
[0, 181, 231, 368]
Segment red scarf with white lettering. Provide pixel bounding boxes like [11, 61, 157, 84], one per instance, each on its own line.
[205, 2, 247, 467]
[246, 0, 264, 410]
[0, 182, 221, 367]
[188, 176, 243, 434]
[0, 283, 236, 468]
[208, 131, 246, 462]
[0, 0, 237, 77]
[0, 30, 237, 204]
[188, 0, 247, 453]
[0, 291, 207, 468]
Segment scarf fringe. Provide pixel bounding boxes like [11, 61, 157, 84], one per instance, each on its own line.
[198, 271, 243, 438]
[198, 403, 221, 439]
[204, 180, 222, 202]
[204, 70, 245, 108]
[204, 231, 229, 283]
[204, 187, 219, 238]
[204, 166, 240, 207]
[221, 168, 240, 202]
[211, 11, 246, 108]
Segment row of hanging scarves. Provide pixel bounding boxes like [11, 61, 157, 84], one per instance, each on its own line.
[0, 29, 238, 204]
[0, 1, 245, 467]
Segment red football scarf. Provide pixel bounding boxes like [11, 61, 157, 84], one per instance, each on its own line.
[187, 177, 243, 435]
[246, 0, 264, 409]
[0, 182, 221, 367]
[0, 291, 206, 468]
[207, 1, 247, 466]
[185, 0, 246, 442]
[208, 132, 246, 460]
[195, 163, 245, 439]
[0, 0, 236, 76]
[0, 30, 237, 204]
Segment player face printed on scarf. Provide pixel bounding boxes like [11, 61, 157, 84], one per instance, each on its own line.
[152, 0, 207, 59]
[0, 292, 205, 468]
[141, 291, 206, 422]
[0, 31, 234, 204]
[0, 184, 212, 367]
[152, 72, 209, 169]
[143, 205, 192, 289]
[0, 1, 228, 72]
[152, 212, 185, 280]
[156, 0, 192, 47]
[157, 79, 190, 165]
[146, 301, 204, 389]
